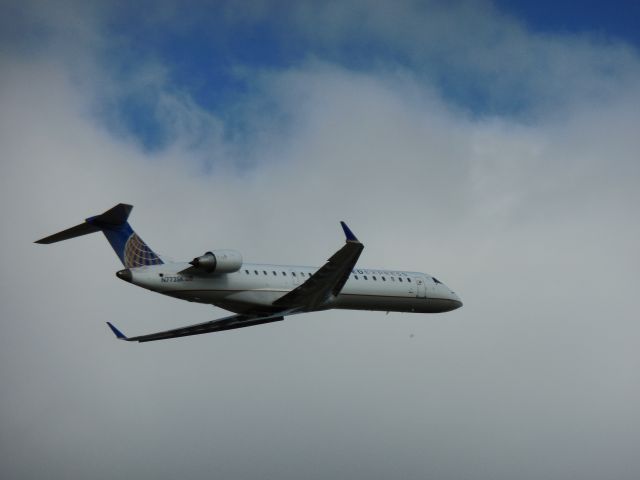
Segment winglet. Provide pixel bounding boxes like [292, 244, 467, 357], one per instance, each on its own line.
[106, 322, 128, 340]
[340, 221, 359, 242]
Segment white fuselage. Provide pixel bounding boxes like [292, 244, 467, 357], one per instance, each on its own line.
[123, 262, 463, 315]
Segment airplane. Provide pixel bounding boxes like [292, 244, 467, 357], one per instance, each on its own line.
[35, 203, 462, 343]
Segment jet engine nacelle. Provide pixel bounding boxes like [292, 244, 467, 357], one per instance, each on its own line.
[189, 249, 243, 274]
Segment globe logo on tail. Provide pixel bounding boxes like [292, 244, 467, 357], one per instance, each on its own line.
[123, 233, 163, 268]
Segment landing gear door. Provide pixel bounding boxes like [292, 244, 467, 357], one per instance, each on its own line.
[416, 278, 426, 298]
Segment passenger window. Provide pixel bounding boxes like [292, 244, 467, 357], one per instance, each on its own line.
[282, 271, 286, 276]
[254, 270, 258, 275]
[364, 275, 368, 280]
[263, 270, 267, 275]
[273, 271, 277, 276]
[391, 277, 395, 281]
[372, 276, 377, 281]
[382, 276, 386, 281]
[407, 278, 412, 283]
[398, 277, 403, 282]
[245, 270, 249, 274]
[292, 272, 296, 277]
[355, 275, 359, 280]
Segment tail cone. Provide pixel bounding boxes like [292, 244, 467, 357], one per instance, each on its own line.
[116, 268, 132, 283]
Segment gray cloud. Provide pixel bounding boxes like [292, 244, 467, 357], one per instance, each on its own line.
[1, 2, 640, 480]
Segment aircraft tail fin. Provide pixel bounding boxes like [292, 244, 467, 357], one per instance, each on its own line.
[35, 203, 163, 268]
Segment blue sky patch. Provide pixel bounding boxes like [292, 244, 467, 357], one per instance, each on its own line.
[87, 0, 640, 152]
[495, 0, 640, 48]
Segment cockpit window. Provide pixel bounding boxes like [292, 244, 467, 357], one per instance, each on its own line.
[432, 277, 442, 284]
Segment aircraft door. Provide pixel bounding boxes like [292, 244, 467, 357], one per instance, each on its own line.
[416, 278, 426, 298]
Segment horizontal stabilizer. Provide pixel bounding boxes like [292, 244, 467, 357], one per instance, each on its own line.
[34, 203, 134, 244]
[86, 203, 133, 227]
[35, 203, 162, 268]
[35, 222, 100, 244]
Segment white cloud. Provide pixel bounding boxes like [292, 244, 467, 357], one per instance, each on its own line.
[1, 2, 640, 479]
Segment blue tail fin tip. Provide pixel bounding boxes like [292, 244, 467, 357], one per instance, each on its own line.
[340, 221, 359, 242]
[107, 322, 127, 340]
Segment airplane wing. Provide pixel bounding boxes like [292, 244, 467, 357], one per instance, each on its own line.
[272, 222, 364, 310]
[106, 311, 290, 343]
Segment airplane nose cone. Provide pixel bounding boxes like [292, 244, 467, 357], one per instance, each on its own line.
[116, 268, 132, 283]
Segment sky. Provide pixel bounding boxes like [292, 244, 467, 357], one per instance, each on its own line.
[1, 1, 639, 479]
